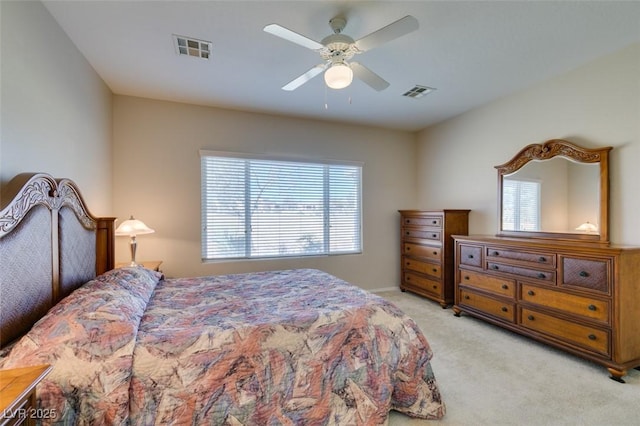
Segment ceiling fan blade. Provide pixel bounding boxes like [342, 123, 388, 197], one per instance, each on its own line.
[282, 64, 327, 91]
[350, 62, 390, 91]
[264, 24, 324, 50]
[354, 15, 419, 52]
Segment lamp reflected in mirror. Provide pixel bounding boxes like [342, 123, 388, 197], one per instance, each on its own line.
[576, 221, 598, 233]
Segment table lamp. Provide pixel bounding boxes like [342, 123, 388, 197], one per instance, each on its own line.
[115, 215, 155, 266]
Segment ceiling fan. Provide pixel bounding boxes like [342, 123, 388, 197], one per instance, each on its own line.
[264, 15, 419, 91]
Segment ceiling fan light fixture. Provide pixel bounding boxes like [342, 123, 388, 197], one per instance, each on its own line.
[324, 63, 353, 89]
[265, 15, 418, 92]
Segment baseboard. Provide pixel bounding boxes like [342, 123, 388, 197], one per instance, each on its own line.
[370, 286, 400, 293]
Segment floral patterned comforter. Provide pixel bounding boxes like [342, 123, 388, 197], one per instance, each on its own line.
[1, 268, 445, 425]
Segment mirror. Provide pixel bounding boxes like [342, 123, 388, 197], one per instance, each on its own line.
[496, 139, 611, 242]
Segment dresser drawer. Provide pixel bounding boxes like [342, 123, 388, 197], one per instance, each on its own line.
[458, 289, 515, 323]
[403, 256, 442, 278]
[404, 272, 442, 297]
[520, 308, 610, 356]
[402, 228, 442, 241]
[459, 270, 516, 298]
[402, 216, 442, 228]
[487, 262, 555, 282]
[459, 244, 482, 268]
[403, 243, 441, 260]
[520, 284, 609, 323]
[561, 257, 610, 293]
[487, 247, 556, 267]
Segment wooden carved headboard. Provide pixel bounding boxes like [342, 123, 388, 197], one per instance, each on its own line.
[0, 173, 115, 348]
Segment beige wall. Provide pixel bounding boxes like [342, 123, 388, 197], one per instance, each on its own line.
[5, 0, 639, 289]
[0, 1, 112, 214]
[416, 43, 640, 245]
[113, 96, 417, 289]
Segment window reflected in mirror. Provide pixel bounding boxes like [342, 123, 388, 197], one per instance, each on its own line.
[502, 158, 599, 234]
[502, 178, 541, 231]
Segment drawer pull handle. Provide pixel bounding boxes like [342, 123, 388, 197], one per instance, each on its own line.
[528, 290, 535, 296]
[501, 284, 509, 290]
[501, 307, 508, 312]
[588, 334, 597, 341]
[491, 265, 499, 270]
[492, 251, 500, 256]
[405, 262, 411, 266]
[537, 273, 546, 279]
[433, 251, 438, 255]
[432, 234, 437, 238]
[588, 304, 597, 311]
[406, 247, 411, 251]
[579, 271, 590, 278]
[433, 285, 438, 289]
[468, 254, 474, 259]
[464, 275, 470, 280]
[464, 295, 470, 300]
[432, 220, 437, 225]
[432, 268, 438, 273]
[406, 231, 410, 235]
[538, 256, 546, 262]
[528, 315, 535, 321]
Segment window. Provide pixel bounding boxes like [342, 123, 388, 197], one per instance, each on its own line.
[200, 151, 362, 260]
[502, 178, 541, 231]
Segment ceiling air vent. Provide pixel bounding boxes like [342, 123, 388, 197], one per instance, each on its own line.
[173, 35, 212, 59]
[402, 85, 436, 99]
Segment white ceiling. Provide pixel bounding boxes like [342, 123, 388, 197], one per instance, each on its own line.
[43, 1, 640, 132]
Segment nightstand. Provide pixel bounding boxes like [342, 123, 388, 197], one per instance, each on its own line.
[115, 260, 163, 272]
[0, 365, 53, 426]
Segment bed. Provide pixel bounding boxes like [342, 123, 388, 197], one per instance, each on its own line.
[0, 173, 446, 425]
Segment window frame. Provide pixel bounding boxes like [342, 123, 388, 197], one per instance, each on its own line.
[200, 150, 363, 261]
[501, 177, 541, 232]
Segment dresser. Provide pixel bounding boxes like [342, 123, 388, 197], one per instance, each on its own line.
[399, 210, 470, 307]
[453, 235, 640, 382]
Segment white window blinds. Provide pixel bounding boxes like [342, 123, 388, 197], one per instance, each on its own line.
[502, 178, 541, 231]
[200, 151, 362, 260]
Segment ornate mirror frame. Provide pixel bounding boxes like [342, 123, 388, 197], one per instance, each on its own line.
[495, 139, 612, 243]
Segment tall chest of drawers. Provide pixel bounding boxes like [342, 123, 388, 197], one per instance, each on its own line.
[453, 235, 640, 382]
[399, 210, 470, 307]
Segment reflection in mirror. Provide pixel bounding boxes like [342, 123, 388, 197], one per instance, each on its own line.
[496, 139, 611, 242]
[502, 158, 600, 234]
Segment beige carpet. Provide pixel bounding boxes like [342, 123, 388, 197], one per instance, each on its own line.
[378, 290, 640, 426]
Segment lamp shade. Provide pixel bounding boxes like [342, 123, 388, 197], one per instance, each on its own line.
[575, 222, 598, 232]
[324, 63, 353, 89]
[115, 216, 155, 236]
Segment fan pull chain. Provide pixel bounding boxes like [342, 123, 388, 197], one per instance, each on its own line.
[324, 84, 329, 110]
[323, 86, 353, 109]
